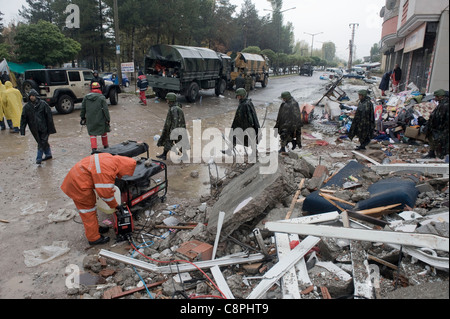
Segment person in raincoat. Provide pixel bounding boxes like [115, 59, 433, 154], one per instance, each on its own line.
[379, 71, 392, 96]
[2, 81, 23, 133]
[0, 83, 6, 130]
[156, 92, 186, 161]
[61, 153, 137, 245]
[91, 70, 105, 92]
[80, 82, 110, 154]
[20, 89, 56, 164]
[274, 91, 303, 153]
[222, 88, 260, 155]
[423, 89, 449, 159]
[348, 90, 375, 150]
[391, 64, 402, 93]
[137, 71, 149, 106]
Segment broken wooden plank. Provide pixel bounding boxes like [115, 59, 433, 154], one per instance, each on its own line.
[357, 203, 402, 216]
[285, 178, 305, 220]
[352, 150, 381, 165]
[246, 236, 320, 299]
[111, 280, 166, 299]
[211, 266, 235, 299]
[265, 222, 449, 252]
[320, 192, 355, 207]
[0, 219, 9, 223]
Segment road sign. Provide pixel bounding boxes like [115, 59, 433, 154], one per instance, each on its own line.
[121, 62, 134, 73]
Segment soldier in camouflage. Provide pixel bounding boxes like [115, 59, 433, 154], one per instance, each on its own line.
[274, 91, 303, 153]
[156, 92, 186, 160]
[423, 89, 449, 159]
[222, 88, 260, 155]
[348, 89, 375, 150]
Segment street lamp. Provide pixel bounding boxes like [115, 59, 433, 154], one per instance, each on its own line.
[304, 32, 323, 57]
[263, 7, 296, 50]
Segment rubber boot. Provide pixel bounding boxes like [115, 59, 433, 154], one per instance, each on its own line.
[156, 150, 168, 160]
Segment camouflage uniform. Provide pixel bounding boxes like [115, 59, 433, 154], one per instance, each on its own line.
[230, 91, 260, 148]
[157, 101, 186, 153]
[425, 90, 449, 159]
[245, 74, 252, 92]
[274, 92, 303, 151]
[348, 90, 375, 150]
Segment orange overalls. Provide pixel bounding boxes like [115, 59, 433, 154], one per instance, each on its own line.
[61, 153, 136, 242]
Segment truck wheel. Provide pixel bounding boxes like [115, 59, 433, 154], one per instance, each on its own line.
[215, 79, 226, 96]
[186, 82, 199, 103]
[56, 94, 74, 114]
[261, 75, 268, 88]
[156, 89, 167, 99]
[109, 88, 118, 105]
[22, 80, 39, 96]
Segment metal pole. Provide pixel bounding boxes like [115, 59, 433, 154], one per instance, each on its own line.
[304, 32, 323, 57]
[113, 0, 122, 87]
[348, 23, 359, 70]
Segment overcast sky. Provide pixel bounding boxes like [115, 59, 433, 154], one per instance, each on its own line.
[1, 0, 385, 60]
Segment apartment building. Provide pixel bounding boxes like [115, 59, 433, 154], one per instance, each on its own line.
[379, 0, 449, 93]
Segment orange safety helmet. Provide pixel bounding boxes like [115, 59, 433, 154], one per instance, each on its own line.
[91, 82, 101, 89]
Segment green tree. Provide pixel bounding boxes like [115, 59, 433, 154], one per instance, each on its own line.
[14, 20, 81, 66]
[370, 43, 381, 62]
[322, 42, 336, 62]
[19, 0, 59, 24]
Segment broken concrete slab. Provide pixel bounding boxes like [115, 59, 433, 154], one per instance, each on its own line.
[207, 162, 295, 238]
[372, 163, 449, 175]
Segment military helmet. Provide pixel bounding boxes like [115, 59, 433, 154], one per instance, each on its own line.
[91, 82, 101, 89]
[165, 92, 177, 102]
[235, 88, 247, 97]
[280, 91, 291, 100]
[358, 89, 368, 96]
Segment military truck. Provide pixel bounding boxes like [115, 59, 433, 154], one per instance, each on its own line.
[230, 52, 269, 90]
[144, 44, 231, 102]
[299, 62, 314, 77]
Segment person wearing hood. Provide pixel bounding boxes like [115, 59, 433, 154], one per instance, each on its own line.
[274, 91, 302, 153]
[379, 71, 392, 96]
[91, 70, 105, 92]
[80, 82, 111, 154]
[20, 89, 56, 164]
[348, 89, 375, 150]
[2, 81, 23, 133]
[423, 89, 449, 159]
[137, 70, 149, 106]
[61, 153, 137, 245]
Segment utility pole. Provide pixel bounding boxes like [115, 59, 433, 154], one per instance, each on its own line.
[348, 23, 359, 70]
[113, 0, 122, 87]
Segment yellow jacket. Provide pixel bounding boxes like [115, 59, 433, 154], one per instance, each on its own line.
[0, 83, 5, 120]
[2, 81, 23, 127]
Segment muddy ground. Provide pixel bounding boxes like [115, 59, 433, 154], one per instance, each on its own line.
[0, 74, 448, 300]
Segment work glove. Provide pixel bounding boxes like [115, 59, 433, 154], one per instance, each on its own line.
[80, 118, 86, 125]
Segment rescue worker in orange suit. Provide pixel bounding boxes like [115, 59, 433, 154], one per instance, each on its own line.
[61, 153, 137, 245]
[137, 71, 149, 106]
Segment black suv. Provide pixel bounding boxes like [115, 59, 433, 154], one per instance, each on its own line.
[22, 68, 121, 114]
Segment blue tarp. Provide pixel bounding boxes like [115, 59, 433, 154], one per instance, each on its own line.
[6, 61, 45, 74]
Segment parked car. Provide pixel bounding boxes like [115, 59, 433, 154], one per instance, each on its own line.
[23, 68, 121, 114]
[102, 72, 130, 87]
[343, 71, 365, 79]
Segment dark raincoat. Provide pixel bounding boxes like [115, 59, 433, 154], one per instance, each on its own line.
[157, 102, 186, 152]
[20, 95, 56, 151]
[230, 97, 260, 147]
[274, 97, 303, 147]
[348, 95, 375, 146]
[80, 92, 110, 136]
[379, 71, 392, 91]
[425, 96, 449, 158]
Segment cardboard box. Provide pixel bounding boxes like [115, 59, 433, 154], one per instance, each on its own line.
[405, 126, 428, 142]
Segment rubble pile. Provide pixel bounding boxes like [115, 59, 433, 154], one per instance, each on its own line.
[66, 146, 449, 299]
